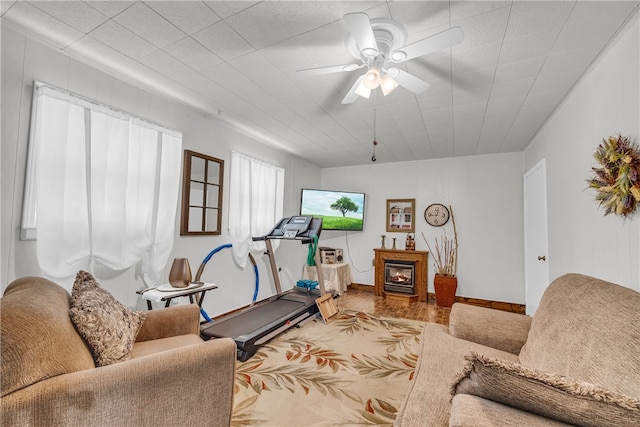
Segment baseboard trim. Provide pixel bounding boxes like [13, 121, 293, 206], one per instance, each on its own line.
[427, 292, 526, 314]
[348, 282, 374, 292]
[347, 283, 525, 314]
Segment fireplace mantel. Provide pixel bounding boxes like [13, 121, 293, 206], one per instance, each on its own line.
[374, 249, 429, 303]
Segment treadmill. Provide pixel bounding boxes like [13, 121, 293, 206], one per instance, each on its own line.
[200, 216, 328, 361]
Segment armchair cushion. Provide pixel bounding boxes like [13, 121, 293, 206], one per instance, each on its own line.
[69, 271, 146, 367]
[131, 335, 204, 359]
[451, 352, 640, 427]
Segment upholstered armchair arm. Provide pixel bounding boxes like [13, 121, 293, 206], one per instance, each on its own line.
[448, 303, 532, 354]
[0, 337, 237, 426]
[136, 304, 200, 342]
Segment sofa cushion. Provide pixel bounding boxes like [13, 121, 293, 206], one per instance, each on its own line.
[131, 335, 203, 359]
[451, 352, 640, 427]
[450, 394, 572, 427]
[393, 323, 519, 427]
[1, 277, 94, 397]
[69, 271, 146, 367]
[519, 273, 640, 398]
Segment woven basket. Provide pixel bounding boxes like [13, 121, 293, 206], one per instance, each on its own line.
[434, 275, 458, 308]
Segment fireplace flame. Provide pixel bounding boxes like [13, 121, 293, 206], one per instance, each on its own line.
[390, 273, 410, 283]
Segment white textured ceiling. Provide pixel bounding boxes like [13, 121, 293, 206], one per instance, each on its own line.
[2, 1, 639, 168]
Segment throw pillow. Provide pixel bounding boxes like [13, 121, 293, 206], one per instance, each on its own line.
[450, 352, 640, 427]
[69, 271, 146, 367]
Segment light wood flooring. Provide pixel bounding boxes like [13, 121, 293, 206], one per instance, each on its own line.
[335, 288, 450, 326]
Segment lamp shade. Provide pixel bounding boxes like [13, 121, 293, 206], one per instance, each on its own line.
[355, 80, 371, 98]
[380, 73, 399, 96]
[363, 66, 380, 89]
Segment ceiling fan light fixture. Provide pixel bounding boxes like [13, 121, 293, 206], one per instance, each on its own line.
[390, 50, 407, 62]
[386, 67, 401, 78]
[380, 73, 399, 96]
[355, 80, 371, 98]
[363, 66, 380, 89]
[362, 47, 379, 57]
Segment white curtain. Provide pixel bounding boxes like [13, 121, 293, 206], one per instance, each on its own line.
[30, 82, 181, 287]
[228, 151, 284, 268]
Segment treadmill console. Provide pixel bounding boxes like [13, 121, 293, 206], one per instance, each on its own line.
[256, 216, 322, 242]
[281, 216, 312, 238]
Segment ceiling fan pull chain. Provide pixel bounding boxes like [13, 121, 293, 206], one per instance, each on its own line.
[372, 107, 378, 162]
[373, 106, 377, 140]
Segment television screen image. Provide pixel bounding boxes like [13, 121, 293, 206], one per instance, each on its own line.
[300, 188, 365, 231]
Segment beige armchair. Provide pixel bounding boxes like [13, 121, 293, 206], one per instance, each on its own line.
[1, 277, 236, 426]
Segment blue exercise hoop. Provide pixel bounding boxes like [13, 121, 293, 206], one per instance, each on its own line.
[194, 243, 259, 323]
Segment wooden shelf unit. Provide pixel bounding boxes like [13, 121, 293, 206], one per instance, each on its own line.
[374, 249, 429, 303]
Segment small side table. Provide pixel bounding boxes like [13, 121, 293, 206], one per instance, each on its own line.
[302, 263, 352, 295]
[137, 283, 218, 310]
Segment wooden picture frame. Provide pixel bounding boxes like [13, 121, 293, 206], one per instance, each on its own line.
[386, 198, 415, 232]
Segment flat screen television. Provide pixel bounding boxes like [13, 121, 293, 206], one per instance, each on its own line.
[300, 188, 365, 231]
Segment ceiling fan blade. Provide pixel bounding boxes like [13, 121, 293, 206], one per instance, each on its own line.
[388, 68, 431, 94]
[297, 63, 363, 76]
[343, 12, 378, 57]
[341, 75, 366, 104]
[390, 27, 464, 63]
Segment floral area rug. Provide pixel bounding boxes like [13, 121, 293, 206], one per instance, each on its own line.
[231, 310, 425, 426]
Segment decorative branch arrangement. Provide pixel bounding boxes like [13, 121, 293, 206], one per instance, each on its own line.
[422, 206, 458, 277]
[587, 134, 640, 217]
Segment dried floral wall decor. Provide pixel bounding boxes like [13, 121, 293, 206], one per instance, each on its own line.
[587, 134, 640, 217]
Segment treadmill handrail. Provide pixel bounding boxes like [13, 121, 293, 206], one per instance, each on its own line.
[253, 234, 317, 244]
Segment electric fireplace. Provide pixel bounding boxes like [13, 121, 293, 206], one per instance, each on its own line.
[384, 260, 415, 294]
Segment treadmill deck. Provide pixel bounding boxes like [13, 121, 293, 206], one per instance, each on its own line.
[200, 291, 320, 361]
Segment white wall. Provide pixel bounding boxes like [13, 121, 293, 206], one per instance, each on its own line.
[1, 26, 322, 316]
[524, 17, 640, 292]
[319, 152, 526, 304]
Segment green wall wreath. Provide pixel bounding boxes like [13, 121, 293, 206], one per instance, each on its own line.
[587, 134, 640, 217]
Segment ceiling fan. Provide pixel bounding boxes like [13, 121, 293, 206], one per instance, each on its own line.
[297, 13, 464, 104]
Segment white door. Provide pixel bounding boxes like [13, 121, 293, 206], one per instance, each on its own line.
[524, 159, 549, 315]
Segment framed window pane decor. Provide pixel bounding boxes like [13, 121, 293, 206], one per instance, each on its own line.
[386, 198, 415, 232]
[180, 150, 224, 235]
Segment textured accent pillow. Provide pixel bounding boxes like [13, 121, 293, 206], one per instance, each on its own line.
[450, 352, 640, 427]
[69, 271, 146, 367]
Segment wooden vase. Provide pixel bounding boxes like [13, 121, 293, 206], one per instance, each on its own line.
[434, 274, 457, 308]
[169, 258, 192, 288]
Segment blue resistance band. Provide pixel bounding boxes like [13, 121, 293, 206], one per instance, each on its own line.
[196, 243, 259, 322]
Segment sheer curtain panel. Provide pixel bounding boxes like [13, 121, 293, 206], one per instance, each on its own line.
[228, 152, 284, 268]
[23, 82, 182, 288]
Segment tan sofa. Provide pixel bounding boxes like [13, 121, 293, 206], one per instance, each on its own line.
[395, 273, 640, 426]
[1, 277, 237, 426]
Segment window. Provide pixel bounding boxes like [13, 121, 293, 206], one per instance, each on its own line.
[22, 81, 182, 286]
[180, 150, 224, 235]
[228, 151, 284, 267]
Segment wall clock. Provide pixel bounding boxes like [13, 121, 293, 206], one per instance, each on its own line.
[424, 203, 450, 226]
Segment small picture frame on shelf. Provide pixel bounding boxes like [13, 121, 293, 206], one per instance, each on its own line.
[386, 198, 415, 232]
